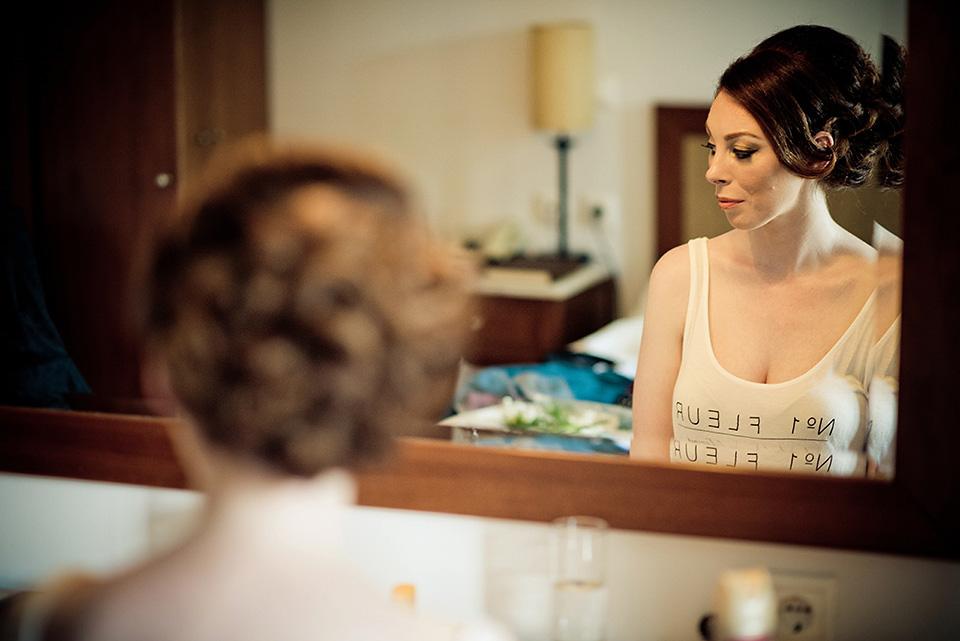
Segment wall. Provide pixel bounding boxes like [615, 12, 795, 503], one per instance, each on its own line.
[266, 0, 907, 314]
[1, 473, 958, 640]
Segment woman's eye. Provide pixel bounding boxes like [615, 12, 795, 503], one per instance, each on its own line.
[702, 143, 716, 155]
[733, 148, 757, 160]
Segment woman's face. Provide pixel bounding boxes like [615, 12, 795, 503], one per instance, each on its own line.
[704, 91, 809, 230]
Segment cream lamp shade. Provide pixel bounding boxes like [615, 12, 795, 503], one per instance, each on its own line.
[530, 22, 595, 132]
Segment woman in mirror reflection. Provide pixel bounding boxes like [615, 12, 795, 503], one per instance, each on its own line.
[0, 138, 513, 641]
[630, 26, 905, 478]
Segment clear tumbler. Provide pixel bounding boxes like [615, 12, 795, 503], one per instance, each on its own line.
[552, 516, 608, 641]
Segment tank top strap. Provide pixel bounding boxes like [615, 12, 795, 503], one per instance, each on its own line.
[682, 237, 710, 354]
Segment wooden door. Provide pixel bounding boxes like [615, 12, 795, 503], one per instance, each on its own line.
[11, 0, 266, 411]
[23, 1, 179, 409]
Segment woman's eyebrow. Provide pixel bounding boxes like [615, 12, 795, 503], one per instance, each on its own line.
[724, 131, 763, 142]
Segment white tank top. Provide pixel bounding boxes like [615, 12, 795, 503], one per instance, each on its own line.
[867, 316, 900, 479]
[671, 237, 874, 476]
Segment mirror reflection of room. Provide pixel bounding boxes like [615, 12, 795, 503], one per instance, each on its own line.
[630, 26, 905, 479]
[5, 1, 905, 476]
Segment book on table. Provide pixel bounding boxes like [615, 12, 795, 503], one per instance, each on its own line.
[482, 254, 588, 284]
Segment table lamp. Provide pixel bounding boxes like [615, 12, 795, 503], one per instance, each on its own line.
[530, 22, 595, 261]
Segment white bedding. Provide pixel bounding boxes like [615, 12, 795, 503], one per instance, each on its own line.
[567, 315, 644, 379]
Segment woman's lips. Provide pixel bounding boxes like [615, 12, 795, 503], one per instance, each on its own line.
[717, 197, 743, 210]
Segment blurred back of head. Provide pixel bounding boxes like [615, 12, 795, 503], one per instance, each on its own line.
[139, 136, 473, 476]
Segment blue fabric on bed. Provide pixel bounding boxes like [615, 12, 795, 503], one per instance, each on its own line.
[486, 355, 632, 406]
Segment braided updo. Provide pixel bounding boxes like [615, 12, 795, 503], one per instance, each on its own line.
[140, 137, 473, 476]
[717, 25, 905, 190]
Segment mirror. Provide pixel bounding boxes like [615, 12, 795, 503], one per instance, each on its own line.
[3, 1, 958, 559]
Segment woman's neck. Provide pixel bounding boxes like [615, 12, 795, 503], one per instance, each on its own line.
[743, 187, 848, 280]
[197, 461, 357, 556]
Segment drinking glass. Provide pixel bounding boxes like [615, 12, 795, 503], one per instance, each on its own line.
[552, 516, 608, 641]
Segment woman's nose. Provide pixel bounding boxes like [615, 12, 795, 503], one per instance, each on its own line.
[705, 157, 728, 185]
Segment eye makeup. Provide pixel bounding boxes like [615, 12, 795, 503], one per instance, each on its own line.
[702, 141, 758, 161]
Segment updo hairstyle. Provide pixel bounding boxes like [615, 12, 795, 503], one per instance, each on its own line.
[140, 137, 473, 476]
[718, 25, 905, 189]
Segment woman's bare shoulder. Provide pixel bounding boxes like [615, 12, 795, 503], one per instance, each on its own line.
[702, 231, 745, 268]
[830, 229, 880, 288]
[643, 243, 692, 322]
[649, 243, 691, 287]
[843, 230, 879, 259]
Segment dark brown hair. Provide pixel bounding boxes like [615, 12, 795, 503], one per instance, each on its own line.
[718, 25, 905, 189]
[140, 137, 473, 476]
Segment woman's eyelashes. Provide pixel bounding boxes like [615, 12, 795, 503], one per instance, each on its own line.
[702, 142, 758, 161]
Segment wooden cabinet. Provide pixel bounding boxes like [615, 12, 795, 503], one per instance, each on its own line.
[466, 268, 617, 366]
[8, 0, 267, 410]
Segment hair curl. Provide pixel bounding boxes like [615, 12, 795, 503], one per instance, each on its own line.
[717, 25, 905, 190]
[140, 138, 473, 476]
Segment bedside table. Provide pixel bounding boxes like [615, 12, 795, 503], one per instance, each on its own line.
[466, 263, 617, 365]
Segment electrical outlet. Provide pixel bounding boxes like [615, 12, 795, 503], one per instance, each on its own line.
[531, 194, 557, 226]
[578, 195, 618, 225]
[771, 572, 837, 641]
[577, 197, 600, 225]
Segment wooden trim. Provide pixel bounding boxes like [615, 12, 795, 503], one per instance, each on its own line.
[895, 0, 960, 543]
[0, 406, 186, 489]
[0, 405, 950, 558]
[356, 439, 948, 557]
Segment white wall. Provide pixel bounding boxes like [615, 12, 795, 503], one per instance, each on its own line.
[266, 0, 907, 314]
[1, 473, 958, 640]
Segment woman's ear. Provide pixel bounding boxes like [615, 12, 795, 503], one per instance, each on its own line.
[811, 131, 836, 175]
[814, 130, 835, 149]
[140, 354, 180, 417]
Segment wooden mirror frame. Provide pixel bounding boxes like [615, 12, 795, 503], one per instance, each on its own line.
[656, 105, 710, 259]
[2, 2, 957, 559]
